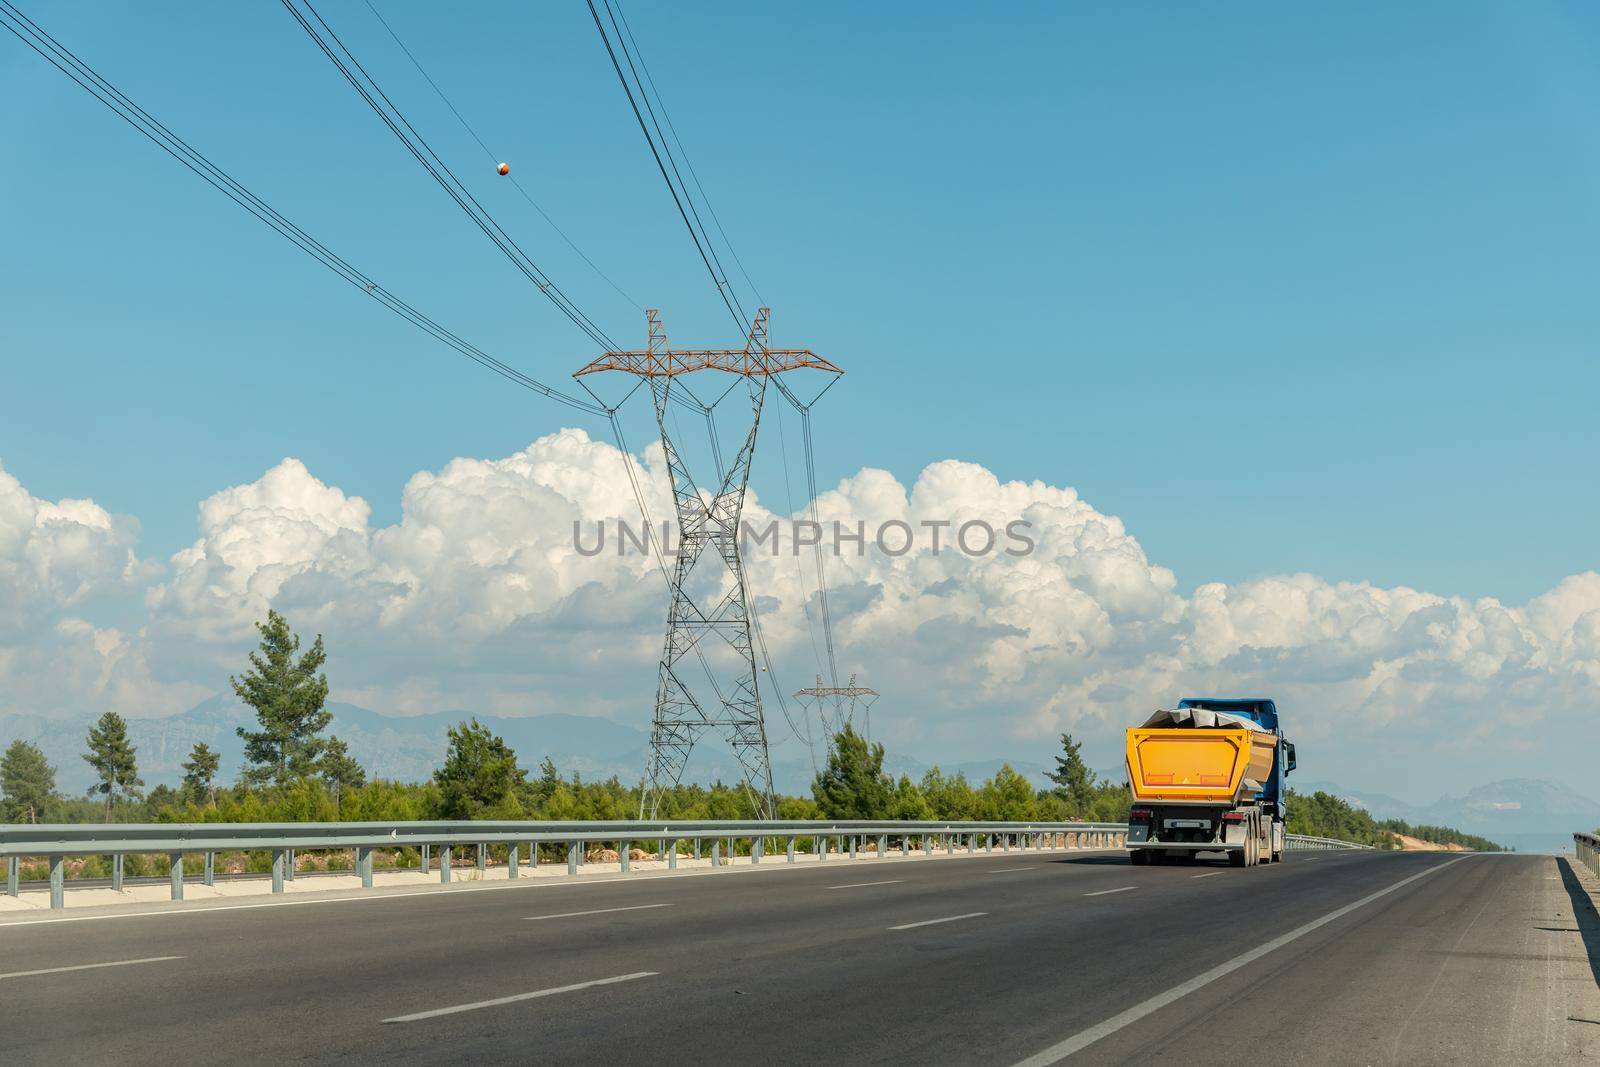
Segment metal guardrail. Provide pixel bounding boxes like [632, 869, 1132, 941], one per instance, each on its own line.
[1576, 832, 1599, 878]
[1285, 833, 1376, 851]
[1, 819, 1129, 909]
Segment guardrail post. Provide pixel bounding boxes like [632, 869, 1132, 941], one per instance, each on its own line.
[877, 833, 887, 858]
[111, 853, 123, 892]
[508, 844, 518, 880]
[667, 839, 677, 870]
[49, 855, 64, 909]
[816, 835, 826, 861]
[711, 838, 721, 866]
[7, 855, 19, 897]
[568, 840, 581, 875]
[476, 843, 487, 873]
[286, 849, 295, 881]
[849, 836, 858, 861]
[924, 834, 933, 857]
[620, 841, 631, 873]
[528, 841, 537, 871]
[204, 851, 215, 887]
[440, 845, 452, 883]
[693, 838, 701, 860]
[1002, 834, 1010, 853]
[421, 844, 430, 874]
[358, 845, 374, 887]
[787, 836, 796, 863]
[752, 837, 763, 865]
[271, 849, 286, 893]
[170, 853, 183, 901]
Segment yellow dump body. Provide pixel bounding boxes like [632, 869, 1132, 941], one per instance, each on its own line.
[1125, 726, 1277, 804]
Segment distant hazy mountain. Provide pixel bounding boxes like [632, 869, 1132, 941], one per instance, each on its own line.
[1296, 777, 1600, 853]
[0, 696, 1059, 799]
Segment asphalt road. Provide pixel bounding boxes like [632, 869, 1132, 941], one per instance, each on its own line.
[3, 848, 1597, 1065]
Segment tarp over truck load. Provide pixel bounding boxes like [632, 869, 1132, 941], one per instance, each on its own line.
[1126, 708, 1277, 805]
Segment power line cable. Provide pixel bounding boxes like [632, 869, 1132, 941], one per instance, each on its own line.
[359, 0, 641, 312]
[584, 0, 747, 332]
[0, 0, 602, 416]
[281, 0, 618, 351]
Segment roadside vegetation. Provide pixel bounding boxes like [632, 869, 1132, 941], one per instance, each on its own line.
[1, 610, 1500, 860]
[1287, 790, 1504, 851]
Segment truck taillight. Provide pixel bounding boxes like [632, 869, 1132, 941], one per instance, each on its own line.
[1221, 812, 1245, 823]
[1129, 808, 1153, 821]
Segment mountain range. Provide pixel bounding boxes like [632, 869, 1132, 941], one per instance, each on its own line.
[1296, 777, 1600, 853]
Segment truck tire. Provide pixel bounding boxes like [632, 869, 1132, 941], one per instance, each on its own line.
[1130, 849, 1149, 866]
[1229, 847, 1246, 868]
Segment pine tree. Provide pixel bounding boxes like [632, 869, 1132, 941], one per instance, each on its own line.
[1, 739, 57, 823]
[180, 741, 221, 804]
[84, 712, 143, 820]
[1046, 733, 1097, 818]
[233, 610, 332, 788]
[434, 719, 526, 819]
[811, 725, 892, 819]
[320, 735, 366, 808]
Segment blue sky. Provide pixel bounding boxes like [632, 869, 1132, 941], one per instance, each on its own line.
[5, 2, 1599, 602]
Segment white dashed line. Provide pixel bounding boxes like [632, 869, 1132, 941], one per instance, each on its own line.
[523, 904, 671, 921]
[0, 956, 184, 980]
[826, 880, 903, 890]
[1084, 886, 1137, 897]
[888, 912, 987, 931]
[383, 972, 657, 1023]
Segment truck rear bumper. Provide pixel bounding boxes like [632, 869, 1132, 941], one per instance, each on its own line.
[1129, 841, 1241, 852]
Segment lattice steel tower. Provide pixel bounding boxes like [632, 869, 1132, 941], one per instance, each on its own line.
[576, 308, 841, 818]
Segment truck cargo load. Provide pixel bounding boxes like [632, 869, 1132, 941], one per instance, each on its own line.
[1126, 707, 1277, 806]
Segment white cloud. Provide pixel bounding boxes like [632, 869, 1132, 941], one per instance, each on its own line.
[0, 460, 151, 635]
[3, 437, 1599, 788]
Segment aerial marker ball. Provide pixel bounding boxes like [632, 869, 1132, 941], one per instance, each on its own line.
[497, 162, 510, 176]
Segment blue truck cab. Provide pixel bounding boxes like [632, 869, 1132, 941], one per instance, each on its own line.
[1175, 697, 1296, 821]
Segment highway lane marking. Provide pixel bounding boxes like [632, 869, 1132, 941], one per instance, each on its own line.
[1012, 855, 1474, 1065]
[987, 867, 1037, 874]
[382, 971, 657, 1023]
[1191, 872, 1224, 879]
[0, 955, 184, 980]
[1084, 886, 1136, 897]
[826, 880, 903, 890]
[888, 912, 987, 931]
[523, 904, 671, 921]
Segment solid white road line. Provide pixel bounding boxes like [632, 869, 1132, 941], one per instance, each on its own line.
[987, 867, 1037, 874]
[1191, 872, 1224, 879]
[523, 904, 670, 921]
[0, 955, 184, 980]
[888, 912, 987, 931]
[825, 880, 903, 890]
[1084, 886, 1136, 897]
[1012, 855, 1473, 1065]
[382, 971, 657, 1023]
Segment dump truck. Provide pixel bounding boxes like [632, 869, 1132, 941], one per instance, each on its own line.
[1124, 697, 1296, 867]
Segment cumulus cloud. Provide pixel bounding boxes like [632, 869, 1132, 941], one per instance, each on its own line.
[3, 436, 1599, 783]
[0, 461, 151, 635]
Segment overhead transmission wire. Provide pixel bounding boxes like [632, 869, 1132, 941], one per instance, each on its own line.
[0, 0, 602, 417]
[609, 0, 765, 310]
[358, 0, 642, 313]
[584, 0, 749, 332]
[280, 0, 619, 352]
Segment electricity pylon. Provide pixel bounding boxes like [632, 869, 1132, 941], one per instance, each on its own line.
[795, 674, 880, 743]
[576, 308, 841, 818]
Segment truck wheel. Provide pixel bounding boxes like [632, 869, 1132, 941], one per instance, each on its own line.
[1229, 847, 1246, 868]
[1246, 836, 1258, 867]
[1130, 850, 1149, 866]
